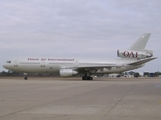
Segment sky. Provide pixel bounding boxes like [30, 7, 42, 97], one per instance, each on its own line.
[0, 0, 161, 73]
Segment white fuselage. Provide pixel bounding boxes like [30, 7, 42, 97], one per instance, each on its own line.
[3, 57, 143, 75]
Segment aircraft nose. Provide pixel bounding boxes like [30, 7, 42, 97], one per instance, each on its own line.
[3, 64, 8, 69]
[3, 61, 12, 69]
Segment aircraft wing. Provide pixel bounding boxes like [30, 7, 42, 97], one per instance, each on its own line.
[62, 57, 157, 73]
[63, 63, 117, 69]
[128, 57, 157, 66]
[62, 64, 118, 74]
[76, 66, 115, 74]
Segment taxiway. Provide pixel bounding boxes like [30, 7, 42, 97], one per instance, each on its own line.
[0, 77, 161, 120]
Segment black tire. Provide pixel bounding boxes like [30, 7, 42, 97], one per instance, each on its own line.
[82, 76, 93, 80]
[82, 76, 85, 80]
[89, 77, 93, 80]
[82, 76, 88, 80]
[24, 77, 28, 80]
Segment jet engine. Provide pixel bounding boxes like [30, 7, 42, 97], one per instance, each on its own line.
[59, 69, 78, 77]
[117, 50, 153, 59]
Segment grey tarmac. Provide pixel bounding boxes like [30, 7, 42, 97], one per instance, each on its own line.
[0, 77, 161, 120]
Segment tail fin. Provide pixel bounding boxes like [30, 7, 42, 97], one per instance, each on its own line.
[128, 33, 151, 51]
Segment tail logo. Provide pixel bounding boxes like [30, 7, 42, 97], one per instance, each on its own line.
[123, 51, 138, 58]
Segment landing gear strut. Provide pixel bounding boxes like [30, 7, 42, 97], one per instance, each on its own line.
[24, 73, 28, 80]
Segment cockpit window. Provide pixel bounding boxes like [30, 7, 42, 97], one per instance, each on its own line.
[6, 61, 11, 63]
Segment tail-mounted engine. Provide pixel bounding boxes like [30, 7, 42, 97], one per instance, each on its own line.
[117, 50, 153, 59]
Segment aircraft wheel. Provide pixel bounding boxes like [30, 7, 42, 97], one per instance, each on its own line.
[82, 76, 93, 80]
[88, 77, 93, 80]
[82, 76, 87, 80]
[24, 76, 28, 80]
[89, 77, 93, 80]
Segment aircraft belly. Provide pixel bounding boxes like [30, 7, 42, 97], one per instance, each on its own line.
[16, 64, 60, 73]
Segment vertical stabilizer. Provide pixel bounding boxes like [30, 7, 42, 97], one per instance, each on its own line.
[128, 33, 151, 51]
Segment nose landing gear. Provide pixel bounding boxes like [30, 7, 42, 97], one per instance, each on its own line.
[24, 73, 28, 80]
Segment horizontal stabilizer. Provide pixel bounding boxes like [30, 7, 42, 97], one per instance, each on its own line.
[128, 57, 157, 66]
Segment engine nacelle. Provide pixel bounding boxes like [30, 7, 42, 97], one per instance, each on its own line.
[117, 50, 153, 59]
[59, 69, 78, 77]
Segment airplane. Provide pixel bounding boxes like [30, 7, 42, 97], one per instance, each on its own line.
[3, 33, 157, 80]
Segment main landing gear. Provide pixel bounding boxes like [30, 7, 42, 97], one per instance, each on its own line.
[82, 76, 93, 80]
[82, 71, 93, 80]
